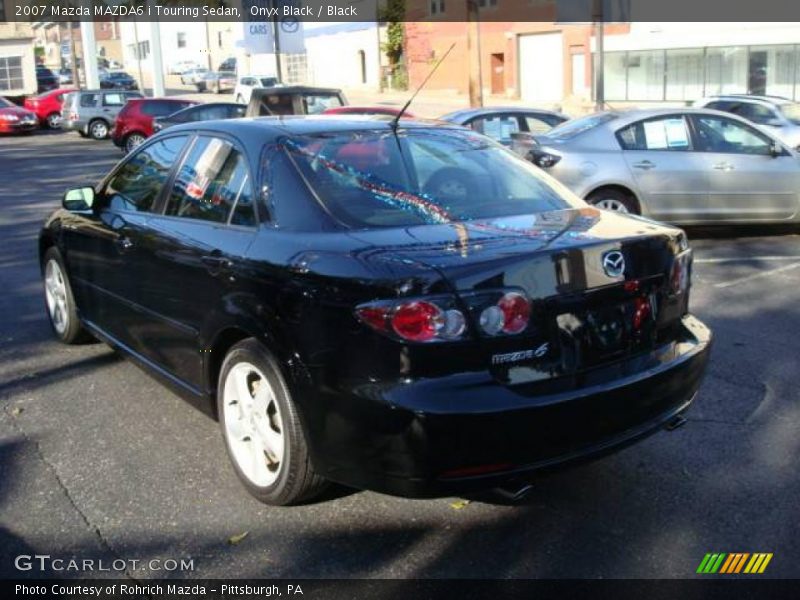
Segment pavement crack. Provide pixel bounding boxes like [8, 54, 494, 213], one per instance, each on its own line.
[3, 405, 145, 585]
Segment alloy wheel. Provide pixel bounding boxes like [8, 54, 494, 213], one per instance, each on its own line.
[125, 134, 145, 153]
[222, 362, 285, 487]
[594, 198, 630, 213]
[90, 121, 108, 139]
[46, 113, 62, 128]
[44, 259, 69, 335]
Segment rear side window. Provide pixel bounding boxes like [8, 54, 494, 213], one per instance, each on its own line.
[166, 137, 254, 226]
[142, 101, 192, 117]
[79, 94, 98, 108]
[104, 136, 189, 212]
[255, 93, 294, 116]
[469, 115, 520, 143]
[616, 116, 690, 151]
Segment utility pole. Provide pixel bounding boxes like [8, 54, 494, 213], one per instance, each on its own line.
[271, 0, 283, 81]
[81, 21, 100, 89]
[466, 0, 482, 107]
[593, 0, 605, 111]
[132, 20, 144, 95]
[69, 23, 79, 89]
[150, 21, 165, 97]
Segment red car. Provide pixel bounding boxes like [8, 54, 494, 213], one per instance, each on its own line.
[24, 88, 77, 129]
[322, 105, 415, 118]
[111, 97, 197, 153]
[0, 96, 38, 134]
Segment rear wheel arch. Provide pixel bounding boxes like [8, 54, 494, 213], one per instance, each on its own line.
[585, 184, 643, 215]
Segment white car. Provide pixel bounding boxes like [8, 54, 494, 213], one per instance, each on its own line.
[180, 68, 210, 85]
[170, 61, 202, 75]
[233, 75, 280, 104]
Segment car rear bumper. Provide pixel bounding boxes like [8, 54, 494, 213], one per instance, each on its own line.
[0, 120, 38, 133]
[307, 314, 712, 498]
[63, 119, 87, 133]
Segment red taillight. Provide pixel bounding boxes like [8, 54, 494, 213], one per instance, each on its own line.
[479, 291, 531, 336]
[497, 292, 531, 334]
[632, 296, 651, 331]
[391, 301, 442, 342]
[355, 298, 466, 343]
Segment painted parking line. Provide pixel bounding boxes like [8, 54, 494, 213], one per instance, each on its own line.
[713, 262, 800, 289]
[694, 256, 800, 264]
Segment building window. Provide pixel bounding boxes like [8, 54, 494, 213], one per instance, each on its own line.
[597, 44, 800, 102]
[0, 56, 24, 92]
[129, 41, 150, 61]
[430, 0, 445, 15]
[177, 32, 187, 49]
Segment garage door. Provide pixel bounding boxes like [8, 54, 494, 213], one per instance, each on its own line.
[519, 33, 564, 104]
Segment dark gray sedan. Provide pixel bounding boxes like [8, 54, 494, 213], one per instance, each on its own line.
[439, 106, 569, 146]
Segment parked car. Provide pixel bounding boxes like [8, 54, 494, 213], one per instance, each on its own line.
[322, 106, 413, 117]
[0, 96, 38, 134]
[528, 108, 800, 224]
[40, 117, 710, 505]
[36, 66, 59, 93]
[246, 86, 346, 117]
[100, 71, 139, 91]
[440, 107, 569, 147]
[218, 57, 236, 73]
[61, 89, 143, 140]
[195, 71, 236, 94]
[24, 87, 77, 128]
[152, 102, 245, 133]
[694, 95, 800, 150]
[180, 68, 210, 86]
[170, 60, 202, 75]
[112, 98, 197, 153]
[233, 75, 280, 104]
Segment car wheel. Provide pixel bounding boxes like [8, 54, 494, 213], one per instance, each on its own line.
[125, 133, 146, 153]
[586, 189, 639, 215]
[46, 112, 62, 129]
[42, 248, 89, 344]
[218, 339, 328, 505]
[88, 119, 109, 140]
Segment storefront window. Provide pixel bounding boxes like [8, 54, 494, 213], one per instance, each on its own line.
[601, 52, 627, 101]
[666, 48, 704, 101]
[705, 47, 748, 95]
[627, 50, 665, 100]
[748, 45, 796, 98]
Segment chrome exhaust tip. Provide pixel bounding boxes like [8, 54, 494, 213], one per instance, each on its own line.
[492, 482, 535, 502]
[665, 414, 687, 431]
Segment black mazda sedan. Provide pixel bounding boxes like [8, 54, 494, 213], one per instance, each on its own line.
[39, 116, 711, 505]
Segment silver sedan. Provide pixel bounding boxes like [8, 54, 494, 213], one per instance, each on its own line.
[528, 108, 800, 225]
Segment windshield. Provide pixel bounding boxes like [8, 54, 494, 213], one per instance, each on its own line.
[259, 78, 278, 87]
[779, 103, 800, 125]
[285, 129, 579, 228]
[546, 112, 618, 140]
[0, 97, 12, 108]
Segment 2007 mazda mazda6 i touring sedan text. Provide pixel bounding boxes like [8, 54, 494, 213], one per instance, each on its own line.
[39, 116, 711, 505]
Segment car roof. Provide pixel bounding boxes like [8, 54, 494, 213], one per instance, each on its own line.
[702, 94, 794, 106]
[251, 85, 342, 96]
[163, 114, 463, 141]
[440, 106, 568, 122]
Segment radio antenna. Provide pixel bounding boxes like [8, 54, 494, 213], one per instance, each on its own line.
[391, 42, 456, 130]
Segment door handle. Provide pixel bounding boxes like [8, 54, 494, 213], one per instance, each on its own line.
[201, 254, 233, 271]
[115, 236, 133, 251]
[713, 162, 735, 171]
[632, 160, 655, 170]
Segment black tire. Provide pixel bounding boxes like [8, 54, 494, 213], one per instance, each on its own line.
[78, 131, 89, 138]
[217, 339, 327, 505]
[42, 247, 89, 344]
[88, 119, 109, 140]
[586, 188, 639, 215]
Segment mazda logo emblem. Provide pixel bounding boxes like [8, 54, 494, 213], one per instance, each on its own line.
[602, 251, 625, 277]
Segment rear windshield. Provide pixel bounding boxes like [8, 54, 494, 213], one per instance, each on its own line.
[0, 97, 12, 108]
[545, 112, 618, 140]
[779, 102, 800, 125]
[284, 129, 578, 228]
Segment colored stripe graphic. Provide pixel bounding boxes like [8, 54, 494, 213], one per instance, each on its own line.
[702, 553, 774, 574]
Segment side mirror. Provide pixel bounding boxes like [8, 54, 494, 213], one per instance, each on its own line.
[63, 186, 95, 212]
[510, 131, 539, 157]
[769, 142, 783, 158]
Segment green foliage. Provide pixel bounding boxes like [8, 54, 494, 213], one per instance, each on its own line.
[379, 0, 405, 68]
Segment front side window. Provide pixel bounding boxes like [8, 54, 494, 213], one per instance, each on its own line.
[142, 101, 192, 117]
[691, 115, 773, 155]
[525, 114, 562, 133]
[102, 93, 126, 107]
[302, 94, 343, 115]
[285, 129, 578, 228]
[104, 136, 189, 212]
[734, 102, 777, 125]
[616, 116, 691, 151]
[166, 137, 254, 225]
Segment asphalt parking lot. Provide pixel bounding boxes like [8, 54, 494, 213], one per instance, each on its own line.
[1, 130, 799, 580]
